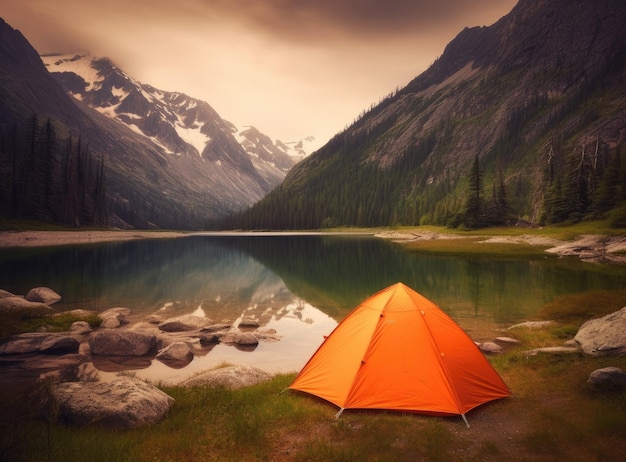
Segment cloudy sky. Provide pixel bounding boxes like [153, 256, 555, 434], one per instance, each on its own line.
[3, 0, 517, 150]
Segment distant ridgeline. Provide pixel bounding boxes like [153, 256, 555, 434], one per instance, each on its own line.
[221, 0, 626, 230]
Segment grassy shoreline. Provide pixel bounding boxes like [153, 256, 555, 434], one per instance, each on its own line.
[1, 222, 625, 461]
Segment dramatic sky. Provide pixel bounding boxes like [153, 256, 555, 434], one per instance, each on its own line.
[3, 0, 517, 150]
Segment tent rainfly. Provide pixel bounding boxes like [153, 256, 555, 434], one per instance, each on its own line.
[289, 282, 511, 426]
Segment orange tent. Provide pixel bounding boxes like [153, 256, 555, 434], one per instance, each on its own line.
[289, 282, 511, 426]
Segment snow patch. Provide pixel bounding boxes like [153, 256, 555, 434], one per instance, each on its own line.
[174, 123, 211, 157]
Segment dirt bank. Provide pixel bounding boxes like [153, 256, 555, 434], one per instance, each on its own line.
[0, 230, 187, 248]
[375, 231, 626, 264]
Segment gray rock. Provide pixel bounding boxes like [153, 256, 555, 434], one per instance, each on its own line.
[238, 316, 260, 328]
[98, 307, 131, 326]
[100, 317, 122, 329]
[0, 332, 78, 355]
[25, 287, 61, 305]
[478, 342, 503, 353]
[508, 320, 554, 330]
[51, 376, 174, 429]
[523, 346, 580, 357]
[199, 323, 232, 333]
[199, 333, 221, 346]
[574, 307, 626, 356]
[0, 332, 50, 355]
[0, 296, 54, 318]
[158, 315, 213, 332]
[88, 330, 157, 356]
[586, 367, 626, 392]
[70, 321, 92, 335]
[156, 342, 194, 368]
[181, 365, 271, 389]
[0, 289, 17, 298]
[39, 335, 80, 354]
[220, 331, 259, 346]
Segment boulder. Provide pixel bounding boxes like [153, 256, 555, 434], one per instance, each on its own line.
[156, 342, 194, 368]
[478, 342, 503, 354]
[0, 296, 54, 318]
[25, 287, 61, 305]
[586, 367, 626, 392]
[39, 335, 80, 354]
[220, 331, 259, 347]
[181, 365, 271, 389]
[238, 316, 260, 329]
[51, 376, 174, 429]
[574, 307, 626, 356]
[0, 332, 78, 355]
[199, 333, 221, 346]
[158, 315, 213, 332]
[88, 330, 156, 356]
[0, 289, 17, 298]
[100, 317, 123, 328]
[98, 307, 131, 327]
[70, 321, 92, 335]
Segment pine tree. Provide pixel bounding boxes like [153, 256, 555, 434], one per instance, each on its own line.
[463, 155, 484, 228]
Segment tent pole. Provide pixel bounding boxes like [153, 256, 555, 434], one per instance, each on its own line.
[461, 414, 470, 428]
[334, 408, 344, 419]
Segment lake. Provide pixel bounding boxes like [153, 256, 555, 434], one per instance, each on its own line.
[1, 233, 625, 384]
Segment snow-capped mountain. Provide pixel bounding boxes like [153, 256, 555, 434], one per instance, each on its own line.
[41, 53, 307, 186]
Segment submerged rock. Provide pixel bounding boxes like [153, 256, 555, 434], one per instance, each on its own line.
[158, 315, 213, 332]
[156, 342, 194, 368]
[89, 330, 156, 356]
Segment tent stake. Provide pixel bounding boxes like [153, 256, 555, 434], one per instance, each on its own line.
[461, 414, 470, 428]
[334, 408, 344, 419]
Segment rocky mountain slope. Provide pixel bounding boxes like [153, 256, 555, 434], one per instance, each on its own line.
[228, 0, 626, 230]
[41, 54, 302, 188]
[0, 19, 302, 229]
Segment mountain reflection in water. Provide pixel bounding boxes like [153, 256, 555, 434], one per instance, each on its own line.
[1, 233, 625, 383]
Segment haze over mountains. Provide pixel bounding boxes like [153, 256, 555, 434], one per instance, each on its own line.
[0, 22, 311, 229]
[1, 0, 625, 231]
[229, 0, 626, 230]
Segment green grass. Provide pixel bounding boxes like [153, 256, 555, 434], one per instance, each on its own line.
[3, 343, 625, 462]
[0, 312, 102, 343]
[1, 224, 625, 461]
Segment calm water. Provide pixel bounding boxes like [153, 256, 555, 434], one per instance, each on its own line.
[1, 233, 624, 383]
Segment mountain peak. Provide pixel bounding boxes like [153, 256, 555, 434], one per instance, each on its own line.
[227, 0, 626, 230]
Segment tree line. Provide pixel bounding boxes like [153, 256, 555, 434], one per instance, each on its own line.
[220, 132, 625, 231]
[0, 115, 108, 227]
